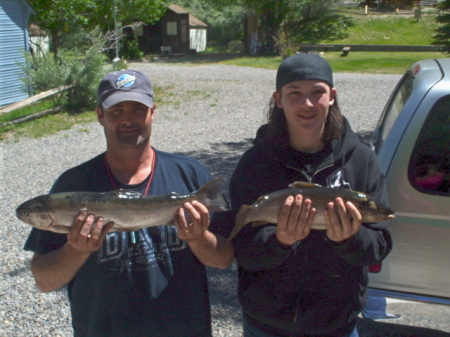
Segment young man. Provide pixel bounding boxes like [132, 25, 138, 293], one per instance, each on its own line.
[24, 70, 233, 337]
[216, 54, 393, 337]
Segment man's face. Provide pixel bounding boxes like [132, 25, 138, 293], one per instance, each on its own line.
[96, 101, 155, 148]
[273, 80, 336, 137]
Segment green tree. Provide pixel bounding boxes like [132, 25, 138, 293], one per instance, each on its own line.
[214, 0, 291, 51]
[433, 0, 450, 54]
[29, 0, 166, 58]
[206, 0, 351, 54]
[282, 0, 353, 44]
[171, 0, 247, 45]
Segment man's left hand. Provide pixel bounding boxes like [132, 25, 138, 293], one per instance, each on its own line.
[174, 201, 210, 242]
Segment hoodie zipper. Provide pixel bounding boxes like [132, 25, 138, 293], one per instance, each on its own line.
[286, 163, 335, 337]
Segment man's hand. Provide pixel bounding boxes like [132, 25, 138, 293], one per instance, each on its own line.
[174, 201, 233, 269]
[276, 195, 316, 247]
[67, 211, 114, 254]
[31, 212, 114, 293]
[174, 201, 210, 242]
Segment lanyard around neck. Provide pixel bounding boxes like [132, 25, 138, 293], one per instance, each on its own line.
[104, 148, 156, 196]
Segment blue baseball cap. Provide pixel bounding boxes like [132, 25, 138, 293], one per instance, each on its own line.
[97, 70, 154, 109]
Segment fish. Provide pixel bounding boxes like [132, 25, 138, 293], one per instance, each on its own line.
[16, 176, 229, 234]
[228, 181, 395, 240]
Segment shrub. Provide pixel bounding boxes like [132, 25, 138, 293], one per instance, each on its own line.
[20, 44, 107, 113]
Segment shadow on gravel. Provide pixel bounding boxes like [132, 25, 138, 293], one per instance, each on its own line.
[357, 317, 450, 337]
[357, 130, 374, 145]
[175, 139, 254, 182]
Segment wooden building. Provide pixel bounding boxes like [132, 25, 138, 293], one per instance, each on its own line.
[138, 4, 207, 55]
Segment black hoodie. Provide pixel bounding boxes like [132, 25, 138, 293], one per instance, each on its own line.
[215, 118, 392, 336]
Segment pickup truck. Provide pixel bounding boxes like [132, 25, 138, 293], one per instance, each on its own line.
[369, 58, 450, 305]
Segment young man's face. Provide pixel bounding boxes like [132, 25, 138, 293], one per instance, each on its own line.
[273, 80, 336, 138]
[96, 101, 155, 148]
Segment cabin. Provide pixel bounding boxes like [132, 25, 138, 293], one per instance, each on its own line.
[138, 4, 207, 55]
[0, 0, 35, 107]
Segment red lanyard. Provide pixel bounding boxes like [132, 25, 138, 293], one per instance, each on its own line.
[104, 149, 156, 245]
[104, 148, 156, 195]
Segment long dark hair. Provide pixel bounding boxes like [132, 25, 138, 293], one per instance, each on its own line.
[260, 91, 344, 146]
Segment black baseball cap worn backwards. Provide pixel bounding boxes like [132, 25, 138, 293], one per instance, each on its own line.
[97, 70, 154, 109]
[276, 53, 334, 91]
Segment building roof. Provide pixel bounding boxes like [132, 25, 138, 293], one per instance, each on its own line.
[168, 4, 188, 14]
[168, 4, 207, 27]
[189, 14, 207, 27]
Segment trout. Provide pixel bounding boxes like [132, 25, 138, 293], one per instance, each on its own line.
[229, 182, 395, 240]
[16, 177, 229, 233]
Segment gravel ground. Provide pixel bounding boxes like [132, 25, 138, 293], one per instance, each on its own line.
[0, 61, 401, 337]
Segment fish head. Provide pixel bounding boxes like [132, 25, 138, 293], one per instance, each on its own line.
[357, 195, 396, 222]
[16, 196, 55, 230]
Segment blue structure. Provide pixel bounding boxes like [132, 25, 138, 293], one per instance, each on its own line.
[0, 0, 35, 108]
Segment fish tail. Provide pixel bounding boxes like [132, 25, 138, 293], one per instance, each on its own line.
[228, 205, 251, 241]
[195, 176, 230, 212]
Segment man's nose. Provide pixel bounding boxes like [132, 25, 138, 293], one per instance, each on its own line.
[301, 96, 314, 107]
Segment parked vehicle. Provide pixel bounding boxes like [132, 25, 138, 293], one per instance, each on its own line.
[369, 58, 450, 305]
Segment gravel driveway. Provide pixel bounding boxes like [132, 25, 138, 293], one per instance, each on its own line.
[0, 61, 401, 337]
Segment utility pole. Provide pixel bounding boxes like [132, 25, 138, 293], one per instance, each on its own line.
[113, 0, 120, 62]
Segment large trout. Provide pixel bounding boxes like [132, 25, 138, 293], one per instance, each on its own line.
[229, 181, 395, 240]
[16, 177, 229, 233]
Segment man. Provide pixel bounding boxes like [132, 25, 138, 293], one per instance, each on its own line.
[24, 69, 234, 337]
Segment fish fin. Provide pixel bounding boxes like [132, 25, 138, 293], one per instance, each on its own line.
[251, 221, 271, 227]
[228, 205, 251, 241]
[289, 181, 322, 189]
[194, 176, 230, 212]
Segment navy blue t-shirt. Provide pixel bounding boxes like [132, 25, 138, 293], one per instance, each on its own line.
[24, 150, 216, 337]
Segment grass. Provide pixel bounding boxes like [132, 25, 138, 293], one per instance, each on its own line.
[213, 50, 446, 74]
[326, 14, 439, 45]
[0, 106, 98, 141]
[0, 100, 54, 123]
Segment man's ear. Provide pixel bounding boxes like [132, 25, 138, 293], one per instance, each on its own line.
[150, 104, 156, 121]
[329, 88, 337, 106]
[96, 106, 105, 126]
[273, 91, 283, 109]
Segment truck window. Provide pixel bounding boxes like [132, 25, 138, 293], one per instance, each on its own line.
[409, 95, 450, 195]
[379, 72, 414, 148]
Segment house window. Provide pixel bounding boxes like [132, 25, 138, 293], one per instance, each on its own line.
[167, 22, 177, 35]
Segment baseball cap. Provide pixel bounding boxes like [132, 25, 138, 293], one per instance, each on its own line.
[97, 70, 154, 109]
[276, 53, 334, 91]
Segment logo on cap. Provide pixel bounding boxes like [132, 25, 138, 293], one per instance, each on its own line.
[116, 74, 136, 89]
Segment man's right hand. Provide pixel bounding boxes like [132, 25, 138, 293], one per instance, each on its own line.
[31, 211, 114, 293]
[67, 211, 114, 254]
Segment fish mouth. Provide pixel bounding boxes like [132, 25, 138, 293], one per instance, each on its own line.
[17, 215, 32, 225]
